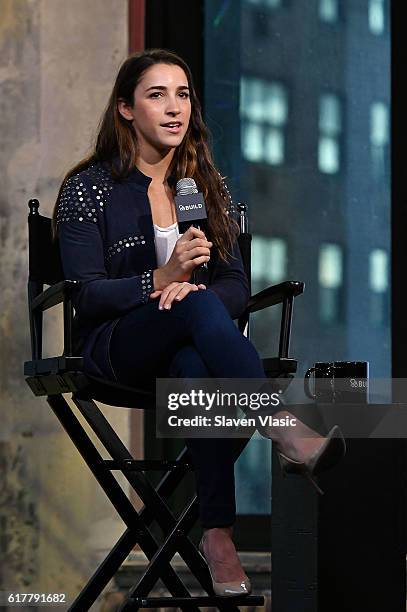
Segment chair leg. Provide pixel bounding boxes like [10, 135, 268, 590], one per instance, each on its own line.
[122, 440, 256, 610]
[73, 395, 179, 531]
[72, 396, 215, 592]
[75, 394, 255, 598]
[74, 394, 255, 608]
[120, 482, 247, 611]
[46, 395, 196, 610]
[47, 393, 260, 611]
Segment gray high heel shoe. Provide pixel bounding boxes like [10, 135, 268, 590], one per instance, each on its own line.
[198, 537, 252, 597]
[277, 425, 346, 495]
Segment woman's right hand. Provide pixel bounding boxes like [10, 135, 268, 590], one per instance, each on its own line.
[153, 226, 212, 291]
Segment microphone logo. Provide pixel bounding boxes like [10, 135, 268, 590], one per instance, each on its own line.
[174, 177, 209, 272]
[179, 202, 204, 212]
[174, 178, 207, 224]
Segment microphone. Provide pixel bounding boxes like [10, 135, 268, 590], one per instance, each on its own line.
[175, 178, 208, 271]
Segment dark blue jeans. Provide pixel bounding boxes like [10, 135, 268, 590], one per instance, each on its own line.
[108, 289, 272, 527]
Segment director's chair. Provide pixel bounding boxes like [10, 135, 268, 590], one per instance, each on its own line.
[24, 197, 304, 611]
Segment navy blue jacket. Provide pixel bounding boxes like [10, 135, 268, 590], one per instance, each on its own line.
[56, 159, 250, 378]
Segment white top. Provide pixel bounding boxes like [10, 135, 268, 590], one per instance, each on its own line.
[153, 221, 180, 267]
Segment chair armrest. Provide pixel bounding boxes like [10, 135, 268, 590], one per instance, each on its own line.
[24, 356, 84, 377]
[31, 280, 80, 312]
[246, 280, 305, 314]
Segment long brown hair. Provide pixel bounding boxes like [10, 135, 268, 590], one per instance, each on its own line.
[52, 48, 238, 261]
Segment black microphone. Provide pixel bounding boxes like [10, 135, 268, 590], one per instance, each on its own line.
[175, 178, 208, 271]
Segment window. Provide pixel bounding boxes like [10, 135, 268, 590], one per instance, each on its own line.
[245, 0, 282, 7]
[241, 77, 288, 165]
[319, 0, 338, 23]
[370, 101, 389, 179]
[242, 122, 263, 162]
[319, 243, 343, 323]
[369, 249, 389, 326]
[252, 235, 288, 292]
[318, 93, 342, 174]
[369, 0, 385, 35]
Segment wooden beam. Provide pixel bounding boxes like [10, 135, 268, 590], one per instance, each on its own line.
[128, 0, 145, 518]
[129, 0, 145, 53]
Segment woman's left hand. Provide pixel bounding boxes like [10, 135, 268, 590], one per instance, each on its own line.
[150, 281, 206, 310]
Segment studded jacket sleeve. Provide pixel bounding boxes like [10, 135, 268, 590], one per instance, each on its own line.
[57, 175, 154, 321]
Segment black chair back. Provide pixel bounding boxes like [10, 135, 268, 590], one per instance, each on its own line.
[28, 199, 63, 286]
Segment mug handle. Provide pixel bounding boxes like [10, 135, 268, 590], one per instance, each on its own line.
[304, 367, 316, 399]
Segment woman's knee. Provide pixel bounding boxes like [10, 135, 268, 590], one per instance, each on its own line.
[173, 288, 230, 321]
[173, 289, 237, 337]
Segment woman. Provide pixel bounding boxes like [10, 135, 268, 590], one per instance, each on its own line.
[53, 49, 345, 597]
